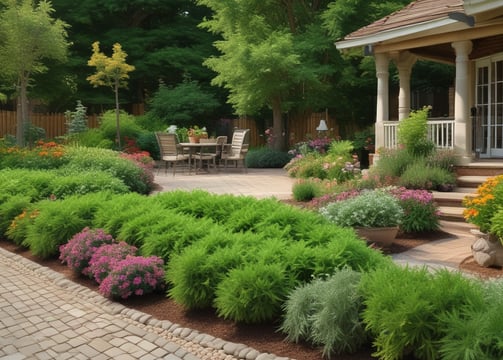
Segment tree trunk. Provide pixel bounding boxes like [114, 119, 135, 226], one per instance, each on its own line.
[16, 75, 30, 147]
[271, 97, 285, 151]
[114, 82, 121, 149]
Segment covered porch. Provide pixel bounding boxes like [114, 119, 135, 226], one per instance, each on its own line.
[336, 0, 503, 164]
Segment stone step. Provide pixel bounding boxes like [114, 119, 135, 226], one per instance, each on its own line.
[432, 189, 474, 207]
[456, 162, 503, 177]
[437, 206, 465, 222]
[457, 175, 491, 188]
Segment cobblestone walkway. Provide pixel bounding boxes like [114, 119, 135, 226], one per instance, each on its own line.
[0, 247, 286, 360]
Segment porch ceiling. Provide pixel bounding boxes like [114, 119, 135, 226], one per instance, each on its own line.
[406, 33, 503, 64]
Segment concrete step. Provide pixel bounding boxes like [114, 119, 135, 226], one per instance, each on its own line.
[456, 175, 490, 188]
[438, 206, 465, 222]
[432, 189, 474, 207]
[456, 162, 503, 177]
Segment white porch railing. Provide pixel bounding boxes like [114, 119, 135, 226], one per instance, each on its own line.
[382, 117, 455, 149]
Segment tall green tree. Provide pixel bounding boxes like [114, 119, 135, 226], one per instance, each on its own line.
[87, 41, 135, 148]
[197, 0, 337, 150]
[49, 0, 222, 113]
[0, 0, 69, 146]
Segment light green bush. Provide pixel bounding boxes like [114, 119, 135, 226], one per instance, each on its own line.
[281, 268, 366, 356]
[360, 266, 486, 360]
[63, 146, 152, 194]
[23, 192, 113, 258]
[215, 262, 290, 323]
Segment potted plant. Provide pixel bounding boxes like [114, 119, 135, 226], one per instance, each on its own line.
[187, 126, 208, 143]
[320, 189, 404, 246]
[463, 175, 503, 267]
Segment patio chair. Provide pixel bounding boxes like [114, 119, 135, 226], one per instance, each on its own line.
[221, 129, 250, 172]
[155, 132, 189, 176]
[194, 138, 217, 171]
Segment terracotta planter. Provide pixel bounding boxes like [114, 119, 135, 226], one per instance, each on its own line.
[355, 226, 398, 247]
[188, 134, 208, 143]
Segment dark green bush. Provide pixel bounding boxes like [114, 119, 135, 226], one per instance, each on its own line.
[136, 132, 160, 160]
[281, 268, 366, 356]
[292, 180, 322, 201]
[245, 147, 291, 168]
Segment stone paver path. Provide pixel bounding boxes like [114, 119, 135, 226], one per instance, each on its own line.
[0, 247, 283, 360]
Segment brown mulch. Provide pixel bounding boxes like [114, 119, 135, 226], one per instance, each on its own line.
[1, 202, 502, 360]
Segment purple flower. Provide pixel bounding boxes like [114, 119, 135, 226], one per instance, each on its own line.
[59, 227, 115, 275]
[97, 255, 165, 299]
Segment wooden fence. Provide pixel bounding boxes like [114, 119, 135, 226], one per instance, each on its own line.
[0, 111, 99, 140]
[0, 109, 359, 148]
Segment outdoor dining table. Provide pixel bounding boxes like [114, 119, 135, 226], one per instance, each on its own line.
[179, 141, 219, 173]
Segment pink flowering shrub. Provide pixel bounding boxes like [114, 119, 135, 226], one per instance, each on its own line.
[98, 255, 165, 299]
[87, 242, 138, 283]
[59, 227, 115, 275]
[119, 151, 155, 192]
[388, 187, 440, 233]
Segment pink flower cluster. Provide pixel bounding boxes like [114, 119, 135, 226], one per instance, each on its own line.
[308, 137, 332, 153]
[59, 227, 115, 275]
[88, 242, 138, 283]
[388, 187, 435, 205]
[98, 255, 165, 299]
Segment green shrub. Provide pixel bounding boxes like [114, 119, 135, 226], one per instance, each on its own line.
[69, 128, 113, 149]
[23, 192, 112, 258]
[50, 170, 129, 198]
[281, 268, 366, 356]
[361, 266, 486, 360]
[320, 189, 404, 228]
[437, 281, 503, 360]
[292, 179, 322, 201]
[427, 149, 457, 171]
[245, 147, 291, 168]
[398, 106, 435, 157]
[63, 146, 152, 194]
[214, 262, 290, 323]
[167, 239, 242, 309]
[389, 187, 440, 233]
[140, 214, 218, 263]
[368, 147, 415, 180]
[92, 194, 156, 237]
[0, 169, 55, 201]
[399, 160, 456, 190]
[0, 195, 31, 236]
[136, 132, 160, 160]
[98, 110, 144, 149]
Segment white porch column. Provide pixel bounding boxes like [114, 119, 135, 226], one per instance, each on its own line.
[452, 40, 473, 165]
[393, 51, 417, 121]
[374, 53, 390, 150]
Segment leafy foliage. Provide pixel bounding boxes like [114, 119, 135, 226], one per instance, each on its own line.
[215, 262, 290, 323]
[281, 268, 366, 356]
[360, 266, 486, 360]
[245, 147, 291, 168]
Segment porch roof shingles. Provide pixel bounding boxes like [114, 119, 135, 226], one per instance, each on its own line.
[342, 0, 464, 41]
